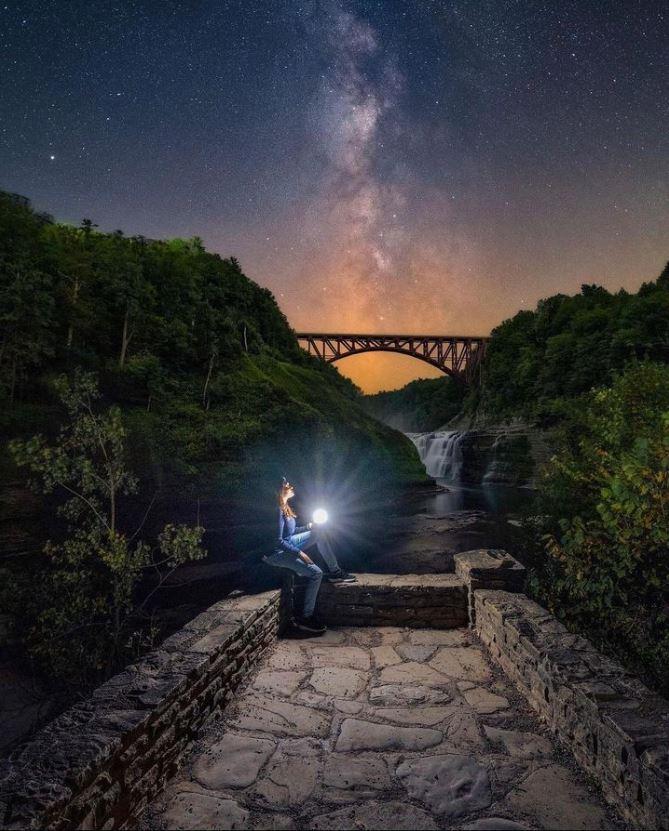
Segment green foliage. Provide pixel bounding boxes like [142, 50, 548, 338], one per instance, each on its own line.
[469, 270, 669, 693]
[0, 189, 403, 478]
[362, 264, 669, 434]
[0, 191, 424, 496]
[476, 265, 669, 694]
[0, 192, 427, 688]
[5, 371, 205, 686]
[527, 363, 669, 694]
[477, 270, 669, 421]
[363, 375, 467, 432]
[0, 191, 303, 409]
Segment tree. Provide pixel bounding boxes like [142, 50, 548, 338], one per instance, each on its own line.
[42, 223, 97, 352]
[0, 263, 55, 404]
[8, 371, 206, 685]
[0, 193, 56, 404]
[99, 234, 156, 368]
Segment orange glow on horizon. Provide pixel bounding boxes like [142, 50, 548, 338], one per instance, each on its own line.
[329, 351, 444, 394]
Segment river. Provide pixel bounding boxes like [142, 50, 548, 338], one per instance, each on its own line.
[414, 479, 532, 516]
[350, 430, 535, 575]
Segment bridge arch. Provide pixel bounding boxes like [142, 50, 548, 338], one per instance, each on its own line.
[326, 343, 458, 378]
[295, 332, 490, 385]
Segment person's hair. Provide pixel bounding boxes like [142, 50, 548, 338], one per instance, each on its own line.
[278, 481, 296, 518]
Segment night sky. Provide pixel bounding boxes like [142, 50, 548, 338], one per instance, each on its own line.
[1, 1, 667, 392]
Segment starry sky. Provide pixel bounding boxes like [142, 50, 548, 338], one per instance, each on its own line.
[1, 1, 667, 392]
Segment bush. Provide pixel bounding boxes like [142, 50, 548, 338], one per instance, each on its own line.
[528, 362, 669, 694]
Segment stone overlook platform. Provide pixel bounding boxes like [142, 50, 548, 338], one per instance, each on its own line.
[141, 625, 619, 831]
[2, 550, 668, 830]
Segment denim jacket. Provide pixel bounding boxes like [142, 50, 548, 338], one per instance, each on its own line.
[277, 508, 309, 554]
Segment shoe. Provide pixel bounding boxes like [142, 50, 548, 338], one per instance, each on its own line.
[292, 615, 327, 634]
[324, 569, 357, 583]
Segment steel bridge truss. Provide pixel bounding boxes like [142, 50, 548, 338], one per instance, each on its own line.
[295, 332, 490, 384]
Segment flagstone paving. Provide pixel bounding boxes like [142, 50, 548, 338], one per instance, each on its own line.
[140, 627, 623, 830]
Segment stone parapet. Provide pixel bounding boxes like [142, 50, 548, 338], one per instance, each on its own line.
[317, 573, 468, 629]
[454, 548, 526, 624]
[0, 590, 281, 831]
[475, 589, 669, 830]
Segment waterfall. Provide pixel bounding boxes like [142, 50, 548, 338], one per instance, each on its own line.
[407, 431, 466, 482]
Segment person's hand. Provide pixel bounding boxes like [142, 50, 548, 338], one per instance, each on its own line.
[299, 551, 314, 564]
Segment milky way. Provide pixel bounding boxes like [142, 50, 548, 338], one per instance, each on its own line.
[1, 1, 667, 391]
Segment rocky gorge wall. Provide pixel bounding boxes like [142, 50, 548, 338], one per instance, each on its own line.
[458, 427, 543, 487]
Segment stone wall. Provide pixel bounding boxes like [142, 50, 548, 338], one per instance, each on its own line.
[0, 590, 281, 831]
[317, 573, 468, 629]
[475, 590, 669, 831]
[454, 548, 526, 625]
[5, 558, 669, 831]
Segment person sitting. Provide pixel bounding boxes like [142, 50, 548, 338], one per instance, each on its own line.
[263, 477, 356, 635]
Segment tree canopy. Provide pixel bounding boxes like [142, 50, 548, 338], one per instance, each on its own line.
[478, 267, 669, 422]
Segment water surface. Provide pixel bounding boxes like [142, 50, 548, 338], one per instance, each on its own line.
[418, 480, 534, 517]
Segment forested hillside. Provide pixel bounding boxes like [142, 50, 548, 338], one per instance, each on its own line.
[0, 191, 425, 687]
[0, 191, 424, 500]
[479, 269, 669, 693]
[364, 266, 669, 432]
[476, 269, 669, 422]
[363, 375, 466, 432]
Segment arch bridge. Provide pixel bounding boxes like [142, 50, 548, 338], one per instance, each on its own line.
[295, 332, 490, 384]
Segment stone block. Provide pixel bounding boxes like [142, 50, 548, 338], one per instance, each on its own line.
[309, 667, 368, 698]
[335, 718, 442, 752]
[503, 764, 609, 830]
[310, 800, 437, 830]
[317, 573, 468, 629]
[454, 549, 526, 626]
[161, 790, 249, 831]
[192, 733, 275, 789]
[396, 754, 492, 818]
[228, 694, 331, 737]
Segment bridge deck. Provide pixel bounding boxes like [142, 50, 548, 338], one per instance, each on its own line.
[141, 624, 621, 830]
[295, 332, 492, 340]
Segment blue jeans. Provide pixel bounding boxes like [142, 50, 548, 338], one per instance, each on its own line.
[289, 528, 340, 572]
[264, 549, 322, 618]
[264, 528, 339, 617]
